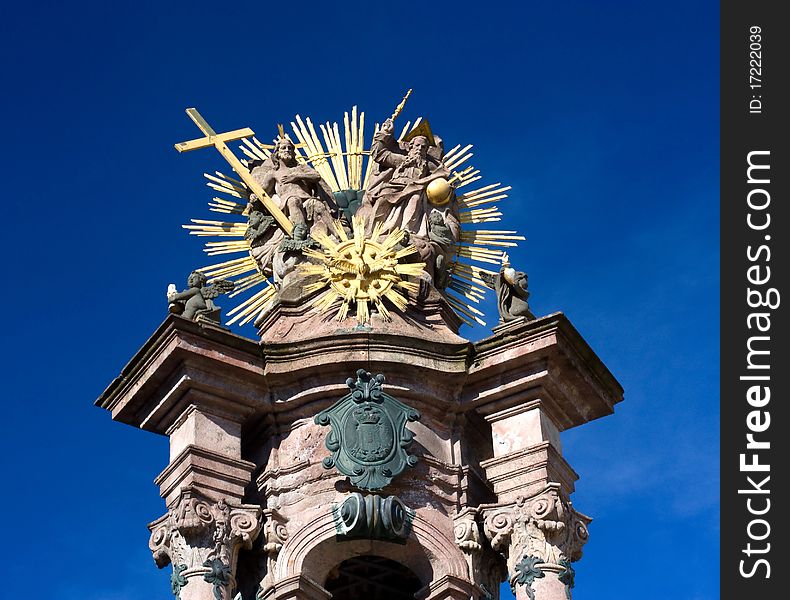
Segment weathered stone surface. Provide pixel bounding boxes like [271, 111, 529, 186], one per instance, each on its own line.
[148, 489, 262, 600]
[97, 305, 622, 600]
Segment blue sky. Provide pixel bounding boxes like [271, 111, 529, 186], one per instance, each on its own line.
[1, 1, 718, 598]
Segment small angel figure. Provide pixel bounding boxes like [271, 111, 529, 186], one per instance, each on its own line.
[273, 222, 319, 287]
[480, 253, 535, 323]
[167, 271, 235, 324]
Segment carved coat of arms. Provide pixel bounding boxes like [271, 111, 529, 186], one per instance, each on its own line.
[315, 370, 421, 491]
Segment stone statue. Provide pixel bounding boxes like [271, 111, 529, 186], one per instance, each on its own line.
[244, 210, 275, 248]
[249, 138, 340, 238]
[167, 271, 235, 324]
[426, 209, 455, 290]
[357, 118, 454, 238]
[245, 208, 282, 278]
[480, 254, 535, 323]
[273, 222, 319, 288]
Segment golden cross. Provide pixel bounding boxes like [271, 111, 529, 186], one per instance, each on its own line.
[175, 108, 293, 235]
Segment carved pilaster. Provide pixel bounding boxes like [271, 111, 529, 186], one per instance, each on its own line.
[481, 484, 590, 600]
[258, 508, 289, 593]
[453, 508, 505, 599]
[148, 489, 262, 600]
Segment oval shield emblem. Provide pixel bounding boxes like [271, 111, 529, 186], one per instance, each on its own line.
[344, 405, 395, 463]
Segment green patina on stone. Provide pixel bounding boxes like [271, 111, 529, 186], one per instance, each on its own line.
[203, 558, 230, 600]
[333, 189, 365, 220]
[171, 563, 188, 599]
[315, 370, 421, 491]
[332, 492, 414, 542]
[558, 558, 576, 600]
[511, 555, 546, 600]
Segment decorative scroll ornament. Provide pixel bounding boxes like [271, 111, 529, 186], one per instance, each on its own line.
[315, 370, 421, 491]
[557, 558, 576, 600]
[148, 490, 262, 600]
[481, 484, 590, 597]
[170, 563, 188, 599]
[511, 555, 546, 600]
[333, 492, 414, 541]
[203, 558, 231, 600]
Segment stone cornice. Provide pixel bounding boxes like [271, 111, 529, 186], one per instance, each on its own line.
[465, 312, 624, 430]
[95, 315, 268, 434]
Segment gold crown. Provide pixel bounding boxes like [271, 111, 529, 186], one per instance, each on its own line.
[402, 120, 435, 146]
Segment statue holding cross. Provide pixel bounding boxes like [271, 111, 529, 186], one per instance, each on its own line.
[249, 136, 341, 239]
[175, 108, 295, 235]
[175, 108, 342, 279]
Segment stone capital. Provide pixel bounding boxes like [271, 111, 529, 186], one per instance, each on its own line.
[148, 489, 262, 600]
[481, 484, 590, 599]
[452, 508, 506, 598]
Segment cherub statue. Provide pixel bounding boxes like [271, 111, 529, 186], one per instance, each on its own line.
[245, 209, 276, 248]
[273, 222, 319, 287]
[167, 271, 235, 324]
[480, 253, 535, 323]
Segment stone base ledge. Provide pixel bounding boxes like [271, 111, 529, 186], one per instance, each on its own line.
[260, 574, 331, 600]
[416, 574, 482, 600]
[155, 445, 255, 506]
[480, 442, 578, 502]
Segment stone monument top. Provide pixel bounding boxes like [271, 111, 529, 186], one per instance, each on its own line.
[173, 91, 530, 336]
[96, 92, 624, 600]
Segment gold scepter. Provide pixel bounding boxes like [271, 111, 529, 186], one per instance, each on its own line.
[390, 89, 413, 121]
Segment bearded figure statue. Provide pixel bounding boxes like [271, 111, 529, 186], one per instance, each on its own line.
[357, 118, 459, 240]
[249, 137, 341, 238]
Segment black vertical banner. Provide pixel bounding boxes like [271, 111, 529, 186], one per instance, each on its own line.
[721, 3, 789, 597]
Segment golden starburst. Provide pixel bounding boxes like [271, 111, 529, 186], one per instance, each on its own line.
[297, 216, 425, 324]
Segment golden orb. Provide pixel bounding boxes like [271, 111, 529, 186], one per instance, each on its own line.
[426, 177, 452, 205]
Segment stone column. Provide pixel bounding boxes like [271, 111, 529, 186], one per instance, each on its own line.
[157, 403, 256, 506]
[149, 489, 262, 600]
[482, 484, 589, 600]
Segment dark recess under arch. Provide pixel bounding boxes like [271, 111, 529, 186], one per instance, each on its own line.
[324, 555, 423, 599]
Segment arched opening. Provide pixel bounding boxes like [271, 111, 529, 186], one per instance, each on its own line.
[324, 555, 423, 599]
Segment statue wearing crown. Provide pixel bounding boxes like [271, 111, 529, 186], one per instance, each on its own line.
[358, 119, 459, 237]
[357, 118, 462, 289]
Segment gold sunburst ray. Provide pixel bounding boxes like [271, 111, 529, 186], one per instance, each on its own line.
[226, 283, 277, 326]
[204, 241, 250, 256]
[208, 197, 246, 214]
[459, 214, 502, 225]
[455, 170, 482, 188]
[228, 272, 267, 298]
[458, 183, 511, 203]
[444, 150, 474, 171]
[239, 137, 268, 162]
[331, 220, 349, 242]
[460, 194, 510, 209]
[251, 137, 273, 155]
[448, 280, 487, 300]
[441, 143, 463, 162]
[206, 183, 245, 199]
[380, 228, 407, 251]
[444, 291, 486, 324]
[204, 172, 247, 195]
